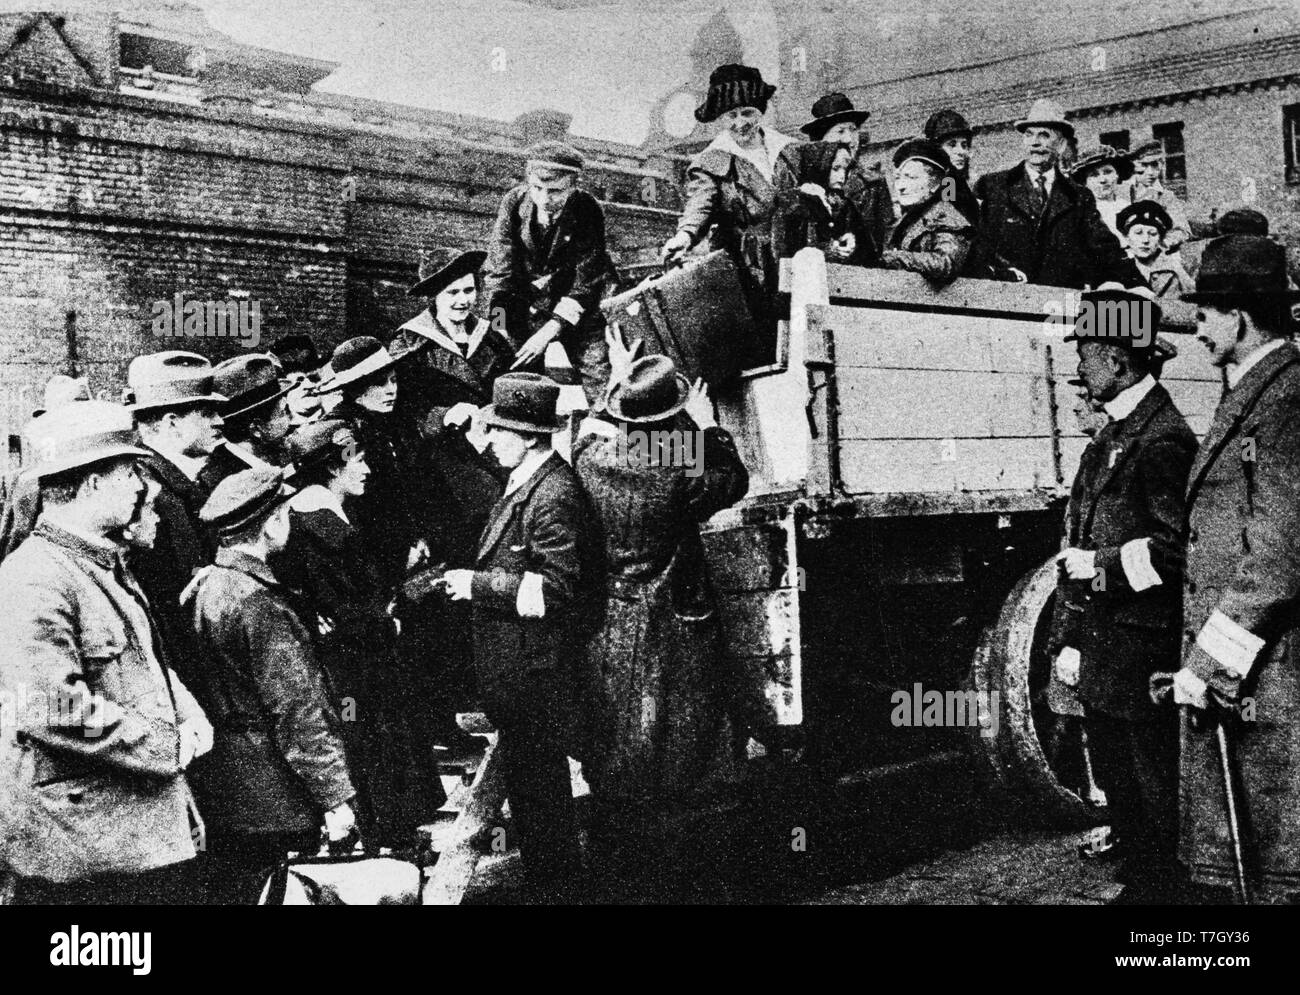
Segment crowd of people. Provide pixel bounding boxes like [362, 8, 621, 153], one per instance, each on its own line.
[0, 59, 1296, 906]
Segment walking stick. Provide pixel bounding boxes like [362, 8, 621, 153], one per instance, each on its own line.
[1213, 720, 1252, 905]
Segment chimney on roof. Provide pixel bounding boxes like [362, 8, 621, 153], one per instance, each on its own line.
[514, 108, 572, 146]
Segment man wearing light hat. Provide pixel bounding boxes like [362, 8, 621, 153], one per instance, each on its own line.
[1170, 234, 1300, 903]
[0, 400, 212, 904]
[185, 467, 356, 904]
[442, 372, 602, 901]
[970, 98, 1139, 288]
[127, 351, 226, 690]
[199, 353, 293, 494]
[482, 140, 618, 406]
[1049, 286, 1196, 903]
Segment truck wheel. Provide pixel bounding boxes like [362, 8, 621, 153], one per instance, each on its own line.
[967, 556, 1104, 829]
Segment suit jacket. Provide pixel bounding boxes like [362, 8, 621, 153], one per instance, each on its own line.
[1179, 342, 1300, 897]
[0, 522, 206, 881]
[131, 449, 216, 689]
[481, 185, 616, 351]
[470, 453, 601, 703]
[970, 162, 1142, 288]
[185, 547, 354, 835]
[1048, 382, 1196, 718]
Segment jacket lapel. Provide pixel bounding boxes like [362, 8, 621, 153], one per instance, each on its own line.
[1040, 170, 1077, 229]
[1187, 345, 1300, 500]
[474, 454, 562, 562]
[1079, 384, 1170, 532]
[1005, 165, 1039, 222]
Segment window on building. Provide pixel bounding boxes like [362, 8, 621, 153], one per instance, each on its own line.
[1284, 104, 1300, 185]
[1152, 122, 1187, 197]
[119, 33, 201, 80]
[1100, 129, 1130, 152]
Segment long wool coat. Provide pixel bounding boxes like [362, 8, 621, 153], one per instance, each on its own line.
[1179, 342, 1300, 901]
[574, 416, 749, 802]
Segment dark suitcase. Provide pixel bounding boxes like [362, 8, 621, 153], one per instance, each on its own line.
[600, 250, 763, 387]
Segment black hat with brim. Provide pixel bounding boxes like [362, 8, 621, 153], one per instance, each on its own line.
[408, 248, 488, 298]
[1182, 234, 1300, 303]
[695, 64, 775, 123]
[481, 372, 563, 435]
[1063, 285, 1162, 351]
[801, 92, 870, 138]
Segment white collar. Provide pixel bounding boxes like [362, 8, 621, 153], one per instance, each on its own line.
[504, 446, 553, 497]
[1103, 374, 1157, 421]
[288, 483, 349, 524]
[151, 445, 205, 482]
[1025, 162, 1055, 191]
[1227, 338, 1288, 389]
[706, 127, 796, 183]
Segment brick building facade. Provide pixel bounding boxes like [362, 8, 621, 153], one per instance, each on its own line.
[0, 10, 681, 454]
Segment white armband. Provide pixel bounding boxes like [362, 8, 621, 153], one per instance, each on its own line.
[1119, 537, 1163, 592]
[1196, 609, 1265, 679]
[517, 571, 546, 619]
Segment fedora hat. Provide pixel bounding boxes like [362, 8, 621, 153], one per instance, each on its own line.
[892, 136, 953, 174]
[200, 466, 295, 537]
[1064, 284, 1162, 352]
[481, 372, 562, 435]
[605, 354, 691, 424]
[408, 247, 488, 298]
[315, 337, 397, 394]
[125, 351, 226, 413]
[1071, 145, 1134, 183]
[25, 399, 150, 480]
[923, 108, 973, 143]
[1014, 98, 1074, 139]
[1117, 199, 1173, 235]
[1216, 207, 1270, 237]
[1183, 234, 1300, 303]
[213, 354, 292, 422]
[31, 374, 93, 419]
[800, 92, 870, 139]
[695, 64, 775, 123]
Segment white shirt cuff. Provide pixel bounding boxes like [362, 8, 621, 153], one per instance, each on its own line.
[552, 297, 584, 326]
[1196, 609, 1264, 679]
[1120, 537, 1163, 592]
[516, 571, 546, 619]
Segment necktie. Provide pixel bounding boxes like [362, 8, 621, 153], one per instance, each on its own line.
[1033, 173, 1048, 216]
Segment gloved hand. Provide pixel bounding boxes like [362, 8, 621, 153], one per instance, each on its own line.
[323, 801, 356, 842]
[1054, 646, 1081, 687]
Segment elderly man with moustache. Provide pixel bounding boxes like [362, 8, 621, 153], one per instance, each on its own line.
[0, 400, 211, 904]
[970, 99, 1140, 288]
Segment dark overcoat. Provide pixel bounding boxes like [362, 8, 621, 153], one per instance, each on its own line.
[1048, 382, 1196, 719]
[1179, 342, 1300, 901]
[880, 195, 975, 284]
[574, 416, 748, 802]
[185, 547, 354, 836]
[0, 523, 206, 882]
[970, 162, 1142, 288]
[275, 500, 445, 845]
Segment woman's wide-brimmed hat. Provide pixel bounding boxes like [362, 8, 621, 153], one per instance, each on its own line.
[315, 337, 397, 394]
[695, 64, 775, 123]
[1014, 98, 1075, 139]
[481, 372, 563, 435]
[1182, 234, 1300, 303]
[604, 354, 691, 424]
[408, 247, 488, 298]
[1070, 145, 1134, 183]
[800, 92, 870, 139]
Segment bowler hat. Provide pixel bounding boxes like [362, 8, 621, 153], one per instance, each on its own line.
[200, 466, 294, 537]
[315, 337, 397, 394]
[1064, 284, 1162, 351]
[1014, 98, 1074, 139]
[604, 354, 691, 424]
[800, 92, 870, 139]
[26, 400, 150, 479]
[408, 247, 488, 298]
[31, 374, 92, 419]
[695, 64, 775, 124]
[1117, 200, 1173, 235]
[125, 351, 226, 413]
[923, 108, 973, 143]
[1216, 208, 1269, 236]
[1183, 235, 1300, 303]
[481, 372, 562, 435]
[213, 354, 292, 422]
[1071, 145, 1134, 183]
[525, 140, 585, 176]
[892, 137, 952, 174]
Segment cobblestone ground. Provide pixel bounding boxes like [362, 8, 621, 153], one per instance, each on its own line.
[807, 828, 1124, 905]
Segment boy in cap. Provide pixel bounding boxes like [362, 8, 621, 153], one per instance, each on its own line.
[185, 467, 356, 904]
[1119, 200, 1193, 298]
[1123, 141, 1192, 249]
[441, 372, 601, 901]
[0, 400, 212, 904]
[127, 351, 226, 688]
[1049, 286, 1196, 903]
[482, 140, 618, 406]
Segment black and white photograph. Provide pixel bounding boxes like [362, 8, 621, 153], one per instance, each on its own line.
[0, 0, 1291, 962]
